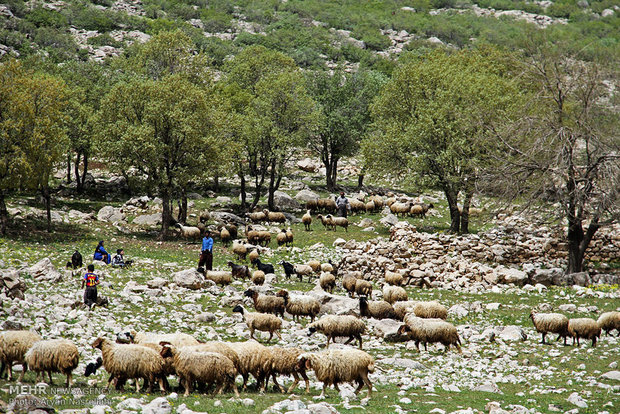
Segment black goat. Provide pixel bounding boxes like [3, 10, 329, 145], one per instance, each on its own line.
[67, 250, 82, 269]
[251, 258, 275, 274]
[279, 260, 300, 281]
[227, 261, 250, 279]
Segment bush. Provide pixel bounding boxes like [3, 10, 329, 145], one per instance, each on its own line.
[352, 25, 391, 51]
[200, 8, 232, 32]
[68, 6, 118, 32]
[25, 7, 68, 28]
[87, 33, 124, 48]
[194, 36, 235, 66]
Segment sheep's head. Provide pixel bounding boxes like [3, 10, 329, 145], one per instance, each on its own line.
[396, 325, 411, 336]
[232, 304, 244, 314]
[91, 337, 105, 349]
[297, 354, 312, 370]
[116, 331, 134, 344]
[428, 203, 434, 209]
[243, 289, 256, 298]
[84, 357, 102, 377]
[227, 261, 235, 267]
[307, 326, 317, 336]
[160, 345, 175, 359]
[275, 290, 289, 299]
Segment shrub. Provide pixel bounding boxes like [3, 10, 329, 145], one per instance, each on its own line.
[25, 7, 68, 28]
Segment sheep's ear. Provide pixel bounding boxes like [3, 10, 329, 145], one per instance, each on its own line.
[304, 359, 312, 370]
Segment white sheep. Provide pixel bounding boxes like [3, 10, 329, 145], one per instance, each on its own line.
[359, 297, 397, 320]
[175, 223, 201, 240]
[252, 270, 265, 286]
[276, 290, 321, 322]
[308, 315, 366, 349]
[393, 300, 419, 321]
[160, 345, 239, 397]
[302, 210, 312, 231]
[227, 340, 271, 391]
[383, 285, 408, 304]
[398, 315, 462, 353]
[413, 301, 448, 320]
[92, 337, 165, 392]
[205, 270, 233, 286]
[326, 214, 348, 231]
[384, 271, 404, 286]
[24, 339, 79, 386]
[233, 305, 282, 342]
[294, 264, 314, 282]
[354, 279, 373, 297]
[298, 349, 375, 398]
[530, 311, 569, 344]
[120, 331, 200, 348]
[262, 347, 310, 394]
[568, 318, 601, 347]
[597, 311, 620, 336]
[232, 240, 248, 261]
[319, 272, 336, 294]
[0, 330, 42, 381]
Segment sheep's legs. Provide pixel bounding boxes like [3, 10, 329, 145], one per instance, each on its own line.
[267, 332, 273, 342]
[273, 374, 286, 393]
[541, 333, 547, 344]
[18, 363, 27, 382]
[276, 330, 282, 340]
[66, 372, 72, 387]
[360, 372, 372, 398]
[183, 378, 192, 397]
[48, 371, 53, 384]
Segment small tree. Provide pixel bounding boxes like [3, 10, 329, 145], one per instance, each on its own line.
[363, 49, 519, 233]
[97, 75, 219, 238]
[0, 60, 68, 233]
[486, 48, 619, 273]
[306, 69, 386, 191]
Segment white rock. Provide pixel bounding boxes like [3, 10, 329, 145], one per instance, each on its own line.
[116, 399, 143, 411]
[172, 269, 204, 290]
[567, 392, 588, 408]
[333, 238, 346, 247]
[295, 189, 320, 202]
[97, 206, 125, 223]
[558, 304, 577, 312]
[600, 370, 620, 381]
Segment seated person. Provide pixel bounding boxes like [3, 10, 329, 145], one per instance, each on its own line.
[112, 248, 133, 268]
[93, 241, 111, 264]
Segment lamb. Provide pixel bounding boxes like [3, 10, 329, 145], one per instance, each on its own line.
[397, 315, 462, 353]
[263, 209, 286, 223]
[567, 318, 601, 347]
[262, 347, 310, 394]
[199, 210, 211, 223]
[409, 203, 434, 218]
[246, 211, 267, 223]
[84, 357, 103, 377]
[0, 330, 42, 381]
[232, 240, 248, 261]
[306, 259, 322, 273]
[319, 272, 336, 294]
[252, 258, 275, 274]
[92, 337, 165, 392]
[364, 200, 375, 213]
[119, 331, 200, 348]
[383, 285, 408, 304]
[276, 290, 320, 322]
[205, 270, 233, 286]
[393, 300, 419, 321]
[597, 311, 620, 336]
[384, 271, 404, 286]
[227, 261, 250, 279]
[175, 223, 201, 240]
[244, 289, 286, 318]
[327, 214, 348, 232]
[354, 279, 373, 297]
[285, 227, 294, 246]
[248, 249, 259, 263]
[160, 345, 238, 397]
[227, 340, 271, 391]
[233, 305, 282, 342]
[276, 229, 288, 246]
[252, 270, 265, 286]
[316, 214, 334, 231]
[359, 297, 397, 320]
[530, 311, 569, 345]
[342, 274, 359, 297]
[302, 210, 312, 231]
[413, 301, 448, 320]
[25, 339, 79, 386]
[308, 315, 366, 349]
[298, 349, 374, 398]
[220, 227, 231, 247]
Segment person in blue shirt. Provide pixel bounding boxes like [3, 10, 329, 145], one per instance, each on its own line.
[93, 241, 111, 264]
[198, 231, 213, 272]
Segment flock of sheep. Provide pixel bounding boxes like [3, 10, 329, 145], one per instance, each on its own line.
[1, 191, 619, 402]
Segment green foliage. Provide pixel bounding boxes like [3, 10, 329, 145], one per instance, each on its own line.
[87, 33, 124, 48]
[65, 3, 118, 32]
[25, 7, 67, 28]
[352, 25, 391, 51]
[200, 8, 232, 32]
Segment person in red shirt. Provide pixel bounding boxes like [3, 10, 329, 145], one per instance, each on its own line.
[81, 264, 99, 309]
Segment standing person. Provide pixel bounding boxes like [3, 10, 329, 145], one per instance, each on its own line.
[81, 264, 99, 309]
[335, 192, 350, 218]
[93, 241, 110, 264]
[198, 231, 213, 272]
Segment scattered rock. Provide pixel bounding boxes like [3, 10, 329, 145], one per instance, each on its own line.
[273, 191, 301, 211]
[21, 258, 63, 283]
[172, 269, 205, 290]
[567, 392, 588, 408]
[97, 206, 126, 223]
[133, 213, 162, 226]
[600, 371, 620, 381]
[295, 189, 320, 203]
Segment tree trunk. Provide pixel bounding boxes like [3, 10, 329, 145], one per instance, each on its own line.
[459, 189, 473, 234]
[75, 152, 82, 192]
[41, 186, 51, 233]
[239, 170, 247, 210]
[267, 158, 277, 211]
[325, 161, 334, 191]
[213, 174, 219, 192]
[567, 220, 584, 273]
[357, 172, 364, 190]
[160, 187, 171, 240]
[0, 191, 8, 235]
[81, 154, 88, 191]
[177, 190, 187, 224]
[444, 188, 460, 233]
[66, 153, 71, 183]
